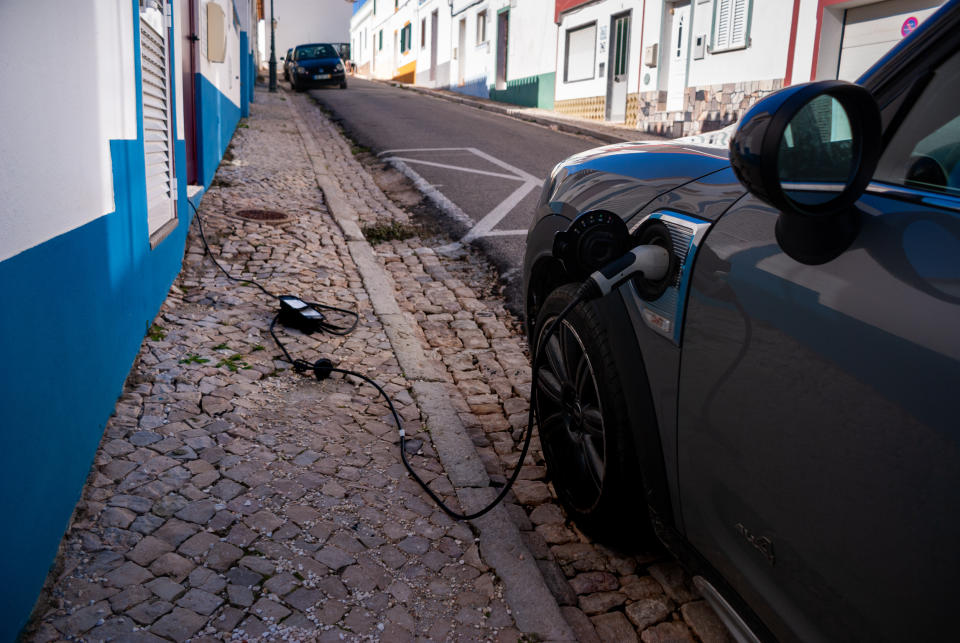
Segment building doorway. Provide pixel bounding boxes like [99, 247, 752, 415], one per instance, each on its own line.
[496, 10, 509, 90]
[458, 18, 466, 85]
[430, 9, 438, 82]
[605, 11, 631, 122]
[179, 0, 198, 185]
[666, 2, 690, 113]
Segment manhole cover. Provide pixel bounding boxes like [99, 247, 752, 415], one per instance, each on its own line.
[233, 209, 292, 223]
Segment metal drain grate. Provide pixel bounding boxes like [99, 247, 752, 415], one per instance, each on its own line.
[233, 209, 291, 223]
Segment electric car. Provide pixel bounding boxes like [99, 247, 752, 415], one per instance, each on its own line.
[522, 2, 960, 641]
[289, 43, 347, 91]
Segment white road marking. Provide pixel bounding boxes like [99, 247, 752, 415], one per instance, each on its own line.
[384, 158, 475, 230]
[479, 229, 528, 237]
[378, 146, 473, 155]
[466, 147, 540, 183]
[462, 181, 538, 243]
[382, 156, 526, 181]
[378, 147, 543, 242]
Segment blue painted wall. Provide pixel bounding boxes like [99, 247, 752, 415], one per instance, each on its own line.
[449, 75, 490, 99]
[196, 73, 242, 186]
[0, 0, 241, 635]
[0, 22, 194, 630]
[0, 136, 191, 639]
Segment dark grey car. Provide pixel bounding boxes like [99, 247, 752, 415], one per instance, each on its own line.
[522, 2, 960, 640]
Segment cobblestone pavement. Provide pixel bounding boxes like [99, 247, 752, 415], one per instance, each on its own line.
[27, 86, 732, 642]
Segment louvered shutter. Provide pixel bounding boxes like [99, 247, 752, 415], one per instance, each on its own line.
[714, 0, 749, 52]
[140, 4, 176, 236]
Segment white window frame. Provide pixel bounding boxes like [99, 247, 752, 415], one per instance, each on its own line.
[477, 9, 487, 45]
[712, 0, 751, 53]
[140, 0, 177, 244]
[564, 21, 597, 83]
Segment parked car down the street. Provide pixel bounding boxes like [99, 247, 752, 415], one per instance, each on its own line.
[283, 47, 293, 81]
[289, 43, 347, 91]
[522, 1, 960, 641]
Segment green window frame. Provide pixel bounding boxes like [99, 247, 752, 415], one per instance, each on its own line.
[379, 30, 383, 50]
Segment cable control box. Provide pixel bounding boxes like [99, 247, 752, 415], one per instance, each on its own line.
[278, 295, 325, 333]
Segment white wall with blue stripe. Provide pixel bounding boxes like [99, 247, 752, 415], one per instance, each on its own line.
[0, 0, 252, 636]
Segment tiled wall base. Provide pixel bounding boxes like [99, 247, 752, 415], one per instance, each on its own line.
[553, 79, 784, 137]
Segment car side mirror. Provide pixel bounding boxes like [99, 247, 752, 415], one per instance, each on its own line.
[729, 80, 882, 264]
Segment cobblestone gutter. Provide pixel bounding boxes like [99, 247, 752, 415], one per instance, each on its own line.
[26, 86, 732, 642]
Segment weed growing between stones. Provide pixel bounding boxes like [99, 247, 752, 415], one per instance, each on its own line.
[362, 221, 416, 244]
[147, 324, 166, 341]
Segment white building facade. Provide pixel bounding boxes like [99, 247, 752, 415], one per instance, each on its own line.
[553, 0, 945, 136]
[415, 0, 455, 87]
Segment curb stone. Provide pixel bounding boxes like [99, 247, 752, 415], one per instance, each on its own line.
[283, 89, 578, 641]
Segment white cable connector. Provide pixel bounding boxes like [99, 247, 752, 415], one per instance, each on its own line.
[585, 245, 671, 299]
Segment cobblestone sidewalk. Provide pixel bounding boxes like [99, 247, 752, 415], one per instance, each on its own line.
[288, 87, 733, 643]
[28, 90, 517, 643]
[27, 86, 732, 642]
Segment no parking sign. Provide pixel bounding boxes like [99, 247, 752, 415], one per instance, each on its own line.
[901, 16, 920, 37]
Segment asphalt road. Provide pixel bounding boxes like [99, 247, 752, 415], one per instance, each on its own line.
[304, 77, 605, 313]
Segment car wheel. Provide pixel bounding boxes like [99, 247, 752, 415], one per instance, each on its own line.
[340, 80, 348, 89]
[534, 283, 654, 543]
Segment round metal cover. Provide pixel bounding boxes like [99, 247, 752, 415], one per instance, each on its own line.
[233, 209, 292, 223]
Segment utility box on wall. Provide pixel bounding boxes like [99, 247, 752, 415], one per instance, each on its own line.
[643, 43, 658, 68]
[207, 2, 226, 63]
[693, 34, 706, 60]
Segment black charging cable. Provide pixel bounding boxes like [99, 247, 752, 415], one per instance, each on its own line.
[188, 200, 359, 335]
[187, 199, 593, 520]
[187, 199, 665, 523]
[190, 200, 279, 300]
[399, 287, 589, 521]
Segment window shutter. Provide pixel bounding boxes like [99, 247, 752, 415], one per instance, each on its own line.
[714, 0, 749, 52]
[730, 0, 748, 48]
[140, 6, 176, 236]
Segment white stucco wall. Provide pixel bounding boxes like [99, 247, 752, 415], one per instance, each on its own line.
[0, 1, 138, 262]
[413, 0, 453, 86]
[505, 0, 557, 81]
[350, 1, 374, 66]
[199, 0, 242, 108]
[449, 1, 498, 86]
[685, 0, 792, 87]
[360, 0, 419, 79]
[555, 0, 645, 102]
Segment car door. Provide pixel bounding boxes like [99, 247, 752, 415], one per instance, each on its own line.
[676, 44, 960, 642]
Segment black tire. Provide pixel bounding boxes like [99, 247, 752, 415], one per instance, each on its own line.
[534, 283, 654, 544]
[340, 80, 348, 89]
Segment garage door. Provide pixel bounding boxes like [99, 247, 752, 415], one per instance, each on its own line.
[837, 0, 943, 80]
